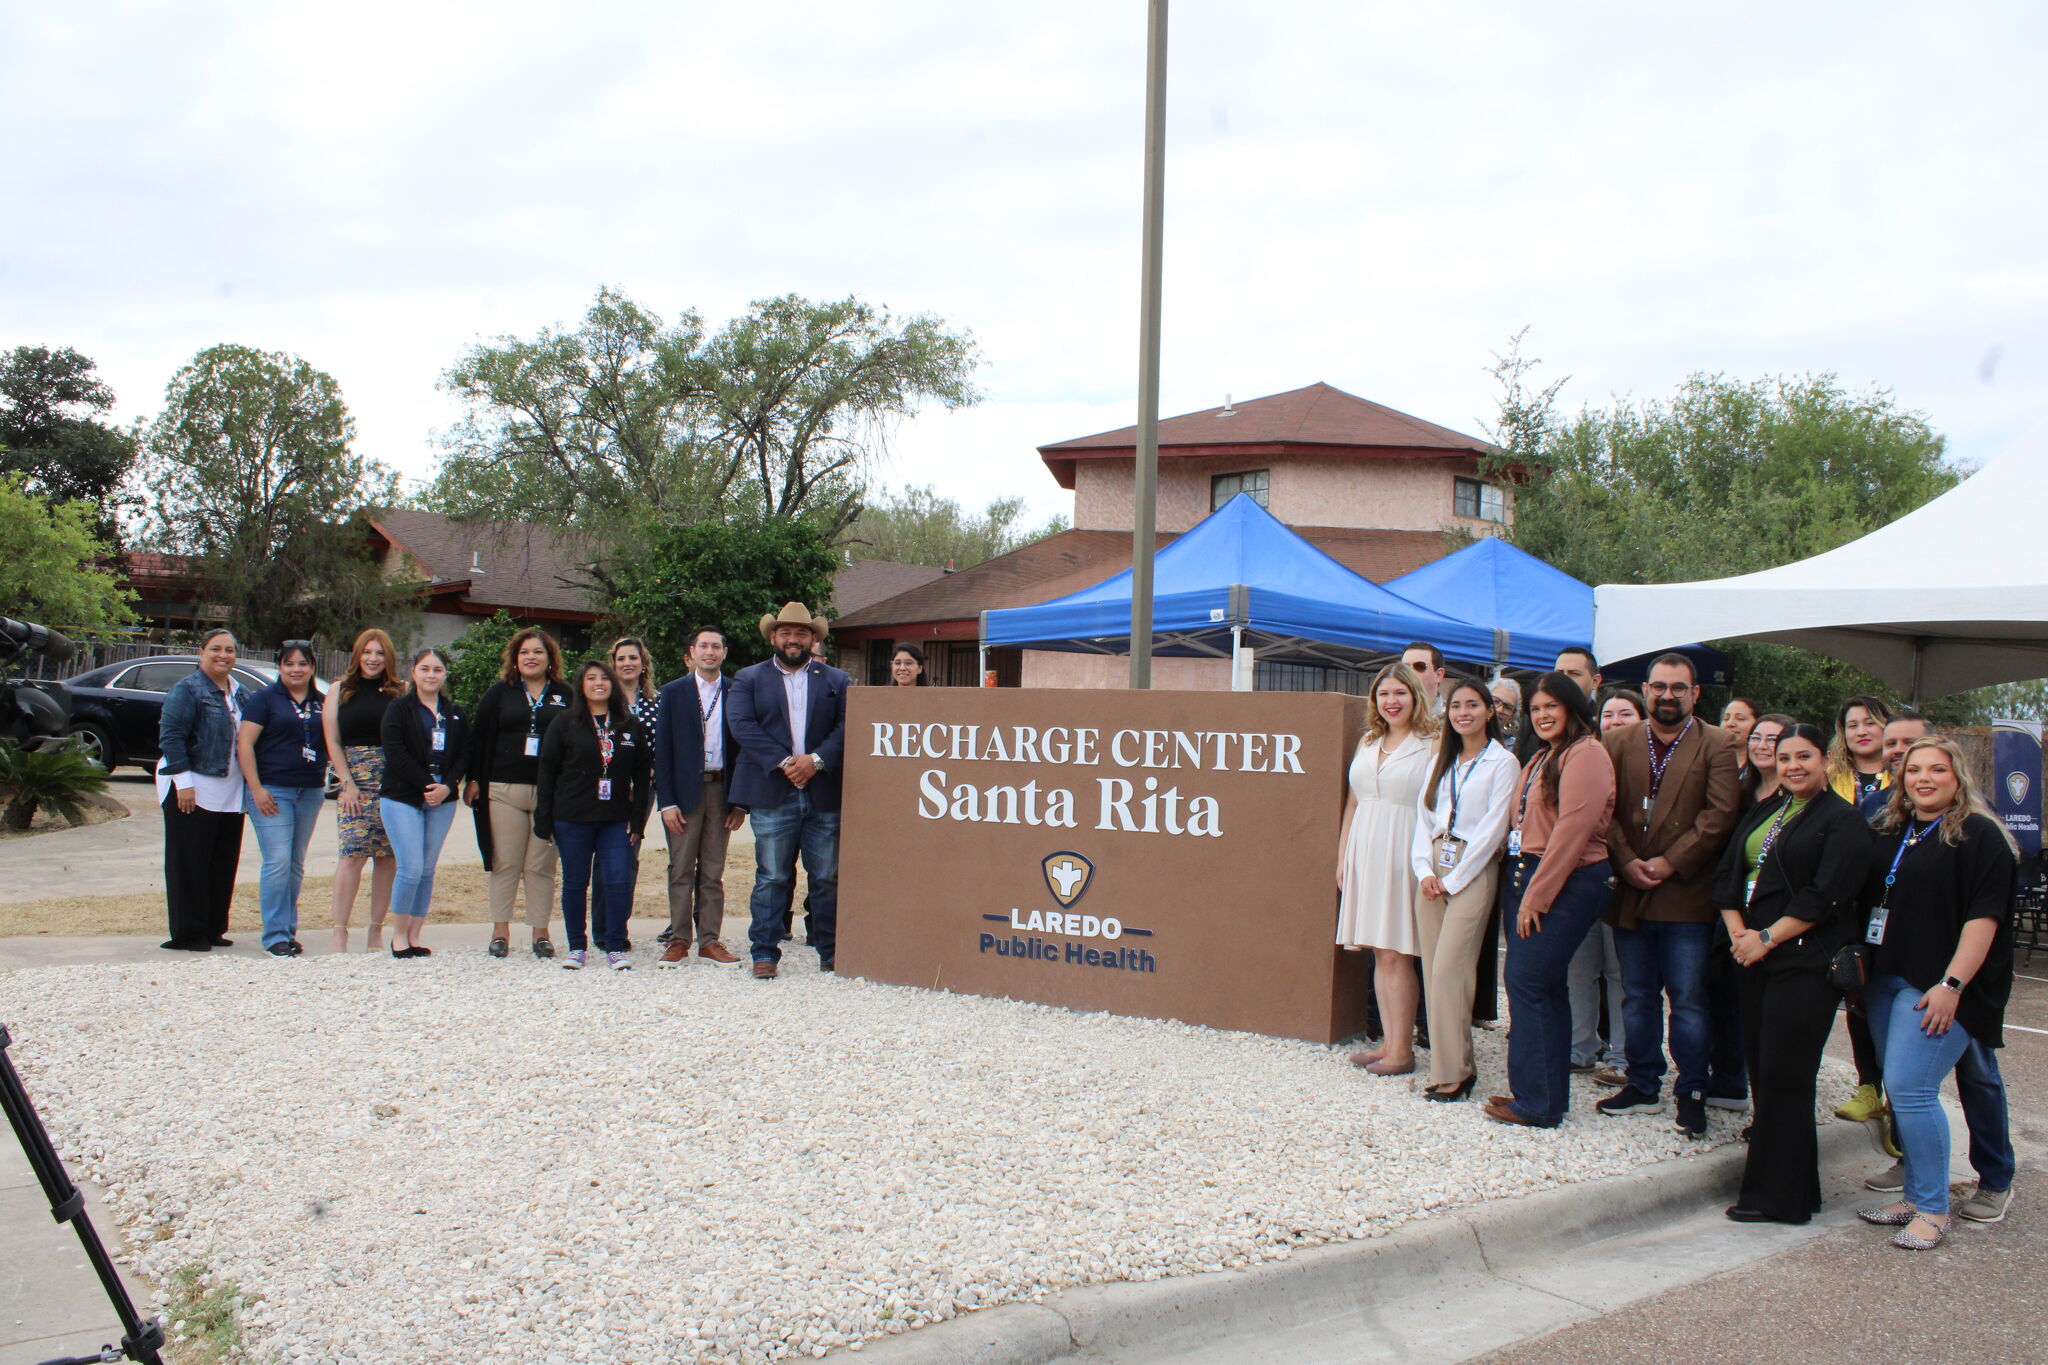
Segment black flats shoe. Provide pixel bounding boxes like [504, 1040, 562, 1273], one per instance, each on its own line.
[1725, 1205, 1809, 1225]
[531, 939, 556, 959]
[389, 945, 432, 959]
[488, 937, 509, 958]
[1422, 1076, 1477, 1103]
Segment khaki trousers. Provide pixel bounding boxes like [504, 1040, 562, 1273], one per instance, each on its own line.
[487, 782, 557, 929]
[1417, 850, 1501, 1088]
[664, 774, 733, 945]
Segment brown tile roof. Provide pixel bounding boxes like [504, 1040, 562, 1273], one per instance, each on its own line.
[366, 508, 601, 619]
[832, 526, 1447, 631]
[831, 560, 947, 616]
[1037, 382, 1496, 489]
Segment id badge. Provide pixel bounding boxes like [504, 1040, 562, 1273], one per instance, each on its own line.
[1745, 878, 1758, 905]
[1506, 829, 1522, 858]
[301, 746, 319, 764]
[1865, 904, 1889, 945]
[1436, 837, 1465, 872]
[524, 735, 540, 757]
[597, 778, 613, 801]
[431, 730, 445, 752]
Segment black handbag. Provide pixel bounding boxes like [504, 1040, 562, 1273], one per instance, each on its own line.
[1829, 943, 1871, 992]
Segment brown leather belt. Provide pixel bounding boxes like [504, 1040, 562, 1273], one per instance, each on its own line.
[704, 769, 724, 780]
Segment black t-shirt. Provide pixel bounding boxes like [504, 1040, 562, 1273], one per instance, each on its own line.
[334, 685, 396, 747]
[1864, 811, 2016, 1046]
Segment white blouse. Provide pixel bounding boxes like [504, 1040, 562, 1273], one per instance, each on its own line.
[1408, 738, 1520, 895]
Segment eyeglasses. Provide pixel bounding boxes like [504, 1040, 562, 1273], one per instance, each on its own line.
[1642, 682, 1693, 696]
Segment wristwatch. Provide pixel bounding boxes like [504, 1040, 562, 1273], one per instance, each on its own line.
[1941, 975, 1964, 994]
[1757, 928, 1774, 947]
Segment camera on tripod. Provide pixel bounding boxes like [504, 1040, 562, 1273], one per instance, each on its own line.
[0, 617, 78, 752]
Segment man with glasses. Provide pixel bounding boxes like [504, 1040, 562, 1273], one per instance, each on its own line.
[1593, 652, 1742, 1137]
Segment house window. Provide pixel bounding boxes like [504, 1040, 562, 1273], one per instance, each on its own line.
[1454, 476, 1506, 523]
[1212, 469, 1270, 510]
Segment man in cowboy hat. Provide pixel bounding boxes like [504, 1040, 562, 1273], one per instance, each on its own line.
[726, 602, 850, 979]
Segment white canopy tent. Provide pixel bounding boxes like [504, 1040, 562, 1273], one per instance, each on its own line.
[1593, 422, 2048, 700]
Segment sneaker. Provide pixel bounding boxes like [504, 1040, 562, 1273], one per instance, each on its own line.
[1835, 1082, 1885, 1123]
[1675, 1090, 1707, 1137]
[1593, 1066, 1629, 1088]
[1958, 1185, 2013, 1223]
[1596, 1085, 1664, 1116]
[1705, 1092, 1751, 1112]
[265, 942, 294, 958]
[657, 942, 689, 968]
[606, 951, 632, 971]
[1864, 1162, 1905, 1193]
[656, 928, 676, 945]
[562, 950, 587, 970]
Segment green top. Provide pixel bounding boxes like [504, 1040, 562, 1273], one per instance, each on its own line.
[1744, 795, 1811, 880]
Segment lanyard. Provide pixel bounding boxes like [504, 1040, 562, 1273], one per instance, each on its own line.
[1878, 819, 1936, 904]
[421, 699, 446, 776]
[699, 678, 722, 749]
[1644, 717, 1694, 811]
[1514, 748, 1554, 831]
[290, 689, 319, 758]
[525, 683, 549, 734]
[1755, 794, 1806, 867]
[1445, 753, 1483, 832]
[593, 715, 615, 780]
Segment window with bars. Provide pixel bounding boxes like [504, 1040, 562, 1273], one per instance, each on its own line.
[1211, 469, 1270, 510]
[1453, 476, 1506, 522]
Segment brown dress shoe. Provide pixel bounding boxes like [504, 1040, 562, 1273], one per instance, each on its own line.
[751, 961, 778, 980]
[1482, 1098, 1545, 1127]
[699, 941, 740, 964]
[657, 941, 689, 968]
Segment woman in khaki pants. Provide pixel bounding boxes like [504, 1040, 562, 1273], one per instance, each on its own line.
[1408, 678, 1521, 1100]
[463, 628, 573, 958]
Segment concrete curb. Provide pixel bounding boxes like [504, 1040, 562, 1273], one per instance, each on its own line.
[850, 1119, 1871, 1364]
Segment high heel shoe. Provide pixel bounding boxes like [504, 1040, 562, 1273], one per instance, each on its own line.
[1423, 1076, 1476, 1103]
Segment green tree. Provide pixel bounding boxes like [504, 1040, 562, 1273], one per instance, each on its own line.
[0, 474, 136, 633]
[607, 517, 838, 673]
[429, 288, 980, 571]
[138, 345, 411, 647]
[1494, 350, 1981, 719]
[845, 485, 1067, 569]
[0, 346, 141, 540]
[444, 611, 527, 711]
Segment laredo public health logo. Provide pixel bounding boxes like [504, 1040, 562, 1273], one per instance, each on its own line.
[2009, 771, 2031, 806]
[1042, 851, 1093, 907]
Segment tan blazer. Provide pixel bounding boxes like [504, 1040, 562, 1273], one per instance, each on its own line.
[1602, 719, 1742, 928]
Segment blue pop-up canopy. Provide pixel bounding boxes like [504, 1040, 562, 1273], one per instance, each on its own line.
[982, 494, 1494, 667]
[1384, 537, 1728, 684]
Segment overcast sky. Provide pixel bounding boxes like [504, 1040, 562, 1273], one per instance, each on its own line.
[6, 2, 2044, 527]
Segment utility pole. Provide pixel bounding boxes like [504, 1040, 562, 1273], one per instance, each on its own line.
[1129, 0, 1168, 689]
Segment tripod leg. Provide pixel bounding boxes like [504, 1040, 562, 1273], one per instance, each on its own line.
[0, 1023, 166, 1365]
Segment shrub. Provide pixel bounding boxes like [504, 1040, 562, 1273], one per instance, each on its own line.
[0, 736, 110, 830]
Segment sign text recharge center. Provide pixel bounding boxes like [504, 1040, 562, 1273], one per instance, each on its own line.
[869, 722, 1306, 836]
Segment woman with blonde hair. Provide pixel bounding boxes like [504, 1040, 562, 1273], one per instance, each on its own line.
[321, 628, 403, 952]
[463, 627, 570, 959]
[1339, 661, 1441, 1076]
[1855, 737, 2018, 1248]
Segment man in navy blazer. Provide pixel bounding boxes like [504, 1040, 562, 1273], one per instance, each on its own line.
[726, 602, 849, 978]
[653, 626, 748, 966]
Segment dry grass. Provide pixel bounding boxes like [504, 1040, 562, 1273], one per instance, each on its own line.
[0, 862, 765, 939]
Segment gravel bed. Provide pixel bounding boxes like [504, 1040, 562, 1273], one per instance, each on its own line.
[0, 954, 1829, 1363]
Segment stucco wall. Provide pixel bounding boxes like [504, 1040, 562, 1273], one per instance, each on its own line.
[1072, 454, 1512, 535]
[1020, 650, 1231, 691]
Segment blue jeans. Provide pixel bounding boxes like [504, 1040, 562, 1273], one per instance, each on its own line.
[748, 791, 839, 964]
[1502, 857, 1612, 1126]
[1868, 973, 1973, 1214]
[1955, 1035, 2016, 1192]
[556, 820, 632, 952]
[1615, 920, 1713, 1100]
[248, 785, 323, 949]
[589, 815, 644, 934]
[383, 799, 456, 919]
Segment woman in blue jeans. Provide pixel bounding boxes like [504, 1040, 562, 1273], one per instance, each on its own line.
[535, 660, 653, 971]
[236, 641, 328, 957]
[1484, 672, 1616, 1129]
[377, 648, 469, 958]
[1856, 737, 2017, 1249]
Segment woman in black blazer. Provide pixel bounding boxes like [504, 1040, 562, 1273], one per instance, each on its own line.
[378, 648, 471, 958]
[1714, 722, 1874, 1225]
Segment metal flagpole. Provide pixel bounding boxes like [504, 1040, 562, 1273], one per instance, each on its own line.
[1129, 0, 1168, 689]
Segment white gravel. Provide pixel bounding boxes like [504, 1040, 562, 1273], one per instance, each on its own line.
[0, 953, 1844, 1363]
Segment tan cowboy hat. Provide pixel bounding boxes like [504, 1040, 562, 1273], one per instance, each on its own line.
[759, 601, 831, 641]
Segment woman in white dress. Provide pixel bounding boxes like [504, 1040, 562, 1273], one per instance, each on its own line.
[1338, 661, 1441, 1076]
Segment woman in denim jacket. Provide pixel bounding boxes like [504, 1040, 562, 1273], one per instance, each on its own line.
[156, 629, 249, 951]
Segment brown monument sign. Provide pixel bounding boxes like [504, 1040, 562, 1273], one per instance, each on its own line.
[836, 688, 1374, 1042]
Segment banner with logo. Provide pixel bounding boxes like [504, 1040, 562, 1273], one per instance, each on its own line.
[837, 688, 1373, 1042]
[1992, 722, 2042, 866]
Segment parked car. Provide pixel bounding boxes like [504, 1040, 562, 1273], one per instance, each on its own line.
[61, 658, 333, 790]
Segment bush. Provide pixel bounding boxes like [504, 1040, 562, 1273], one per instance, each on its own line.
[0, 736, 110, 830]
[443, 611, 526, 712]
[607, 516, 838, 674]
